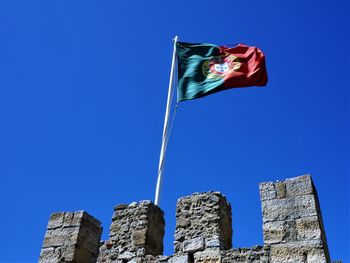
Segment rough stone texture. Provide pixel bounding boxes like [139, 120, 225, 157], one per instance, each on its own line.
[168, 255, 191, 263]
[260, 175, 331, 263]
[183, 237, 205, 253]
[194, 248, 221, 263]
[39, 174, 338, 263]
[174, 192, 232, 253]
[222, 246, 269, 263]
[39, 211, 102, 263]
[97, 200, 165, 263]
[269, 241, 328, 263]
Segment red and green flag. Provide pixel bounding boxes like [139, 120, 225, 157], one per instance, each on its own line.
[176, 42, 268, 102]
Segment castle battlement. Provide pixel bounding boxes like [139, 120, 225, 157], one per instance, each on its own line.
[39, 174, 333, 263]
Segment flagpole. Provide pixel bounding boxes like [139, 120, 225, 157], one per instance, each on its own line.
[154, 36, 179, 206]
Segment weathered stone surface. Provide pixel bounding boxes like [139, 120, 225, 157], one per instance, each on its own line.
[39, 174, 335, 263]
[128, 257, 143, 263]
[39, 211, 102, 263]
[205, 236, 222, 248]
[275, 182, 286, 199]
[259, 182, 276, 201]
[295, 216, 321, 241]
[39, 247, 61, 263]
[285, 174, 313, 197]
[98, 200, 165, 262]
[118, 252, 136, 260]
[133, 229, 147, 246]
[42, 227, 80, 248]
[261, 195, 317, 222]
[175, 192, 232, 253]
[222, 246, 269, 263]
[269, 241, 327, 263]
[260, 175, 331, 263]
[183, 237, 205, 253]
[47, 212, 65, 229]
[263, 220, 297, 244]
[61, 244, 75, 261]
[176, 217, 191, 228]
[168, 255, 191, 263]
[136, 247, 146, 257]
[194, 248, 221, 263]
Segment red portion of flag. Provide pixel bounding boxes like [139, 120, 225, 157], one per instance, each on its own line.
[219, 44, 268, 89]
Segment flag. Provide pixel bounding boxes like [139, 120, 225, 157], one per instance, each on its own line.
[176, 42, 268, 102]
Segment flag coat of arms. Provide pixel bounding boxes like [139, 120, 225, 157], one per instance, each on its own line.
[176, 42, 268, 102]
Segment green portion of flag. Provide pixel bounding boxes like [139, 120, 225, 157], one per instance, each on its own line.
[176, 42, 224, 102]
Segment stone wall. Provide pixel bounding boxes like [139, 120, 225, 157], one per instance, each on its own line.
[260, 175, 330, 263]
[222, 246, 269, 263]
[39, 174, 335, 263]
[39, 211, 102, 263]
[98, 200, 165, 262]
[174, 192, 232, 253]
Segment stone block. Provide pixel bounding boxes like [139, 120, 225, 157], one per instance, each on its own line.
[205, 236, 222, 248]
[275, 182, 286, 199]
[169, 255, 191, 263]
[259, 182, 276, 201]
[136, 247, 146, 257]
[183, 237, 205, 253]
[68, 211, 84, 227]
[285, 175, 313, 197]
[47, 212, 65, 229]
[61, 244, 75, 261]
[269, 241, 328, 263]
[176, 217, 191, 228]
[118, 252, 136, 260]
[42, 227, 80, 248]
[261, 195, 317, 222]
[39, 247, 60, 263]
[263, 220, 297, 244]
[222, 247, 269, 263]
[194, 248, 221, 263]
[128, 257, 143, 263]
[295, 216, 321, 241]
[133, 229, 147, 246]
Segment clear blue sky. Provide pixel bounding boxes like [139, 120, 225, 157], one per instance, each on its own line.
[0, 0, 349, 262]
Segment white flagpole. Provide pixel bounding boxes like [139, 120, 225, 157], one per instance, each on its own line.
[154, 36, 179, 206]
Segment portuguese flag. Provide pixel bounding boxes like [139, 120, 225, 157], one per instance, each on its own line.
[176, 42, 268, 102]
